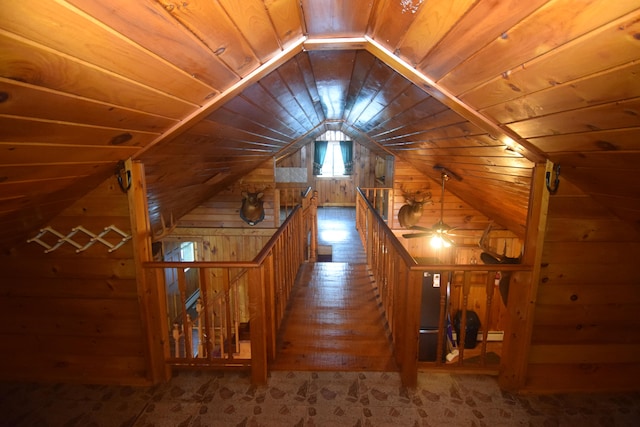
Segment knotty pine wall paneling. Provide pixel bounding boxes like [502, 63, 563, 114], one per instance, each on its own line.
[524, 179, 640, 392]
[392, 159, 522, 333]
[0, 175, 150, 385]
[167, 161, 279, 328]
[276, 142, 379, 207]
[313, 141, 379, 206]
[160, 227, 274, 327]
[179, 160, 277, 228]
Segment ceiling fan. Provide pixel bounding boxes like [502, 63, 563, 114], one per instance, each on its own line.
[402, 167, 466, 248]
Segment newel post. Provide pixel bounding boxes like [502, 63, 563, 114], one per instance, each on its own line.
[126, 159, 171, 383]
[498, 161, 550, 391]
[399, 268, 422, 387]
[310, 191, 318, 261]
[248, 265, 268, 385]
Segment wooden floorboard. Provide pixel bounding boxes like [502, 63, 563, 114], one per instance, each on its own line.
[271, 262, 397, 372]
[271, 207, 397, 372]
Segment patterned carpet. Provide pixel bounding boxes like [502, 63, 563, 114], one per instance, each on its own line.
[2, 369, 639, 426]
[4, 208, 638, 425]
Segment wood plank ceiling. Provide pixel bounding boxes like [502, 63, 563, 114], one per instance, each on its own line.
[1, 0, 639, 247]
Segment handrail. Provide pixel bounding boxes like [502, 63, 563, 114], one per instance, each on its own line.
[143, 196, 317, 385]
[144, 204, 305, 269]
[410, 263, 532, 272]
[357, 187, 416, 266]
[356, 187, 533, 387]
[253, 205, 301, 265]
[359, 187, 392, 221]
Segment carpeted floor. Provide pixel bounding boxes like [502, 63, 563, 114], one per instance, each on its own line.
[4, 207, 638, 426]
[2, 369, 639, 426]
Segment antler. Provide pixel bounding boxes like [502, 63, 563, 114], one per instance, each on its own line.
[479, 222, 503, 258]
[478, 221, 521, 264]
[152, 212, 177, 241]
[400, 184, 432, 204]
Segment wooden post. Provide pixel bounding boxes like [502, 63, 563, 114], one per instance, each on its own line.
[366, 208, 374, 266]
[400, 269, 422, 387]
[223, 269, 233, 360]
[177, 268, 192, 360]
[498, 161, 550, 391]
[393, 259, 408, 366]
[310, 191, 318, 261]
[263, 253, 277, 362]
[481, 271, 495, 366]
[126, 159, 171, 383]
[274, 189, 281, 227]
[248, 266, 268, 385]
[435, 270, 448, 366]
[199, 268, 214, 360]
[457, 271, 471, 364]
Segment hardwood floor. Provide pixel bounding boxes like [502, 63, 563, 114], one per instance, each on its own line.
[272, 262, 397, 371]
[317, 206, 367, 264]
[271, 207, 397, 372]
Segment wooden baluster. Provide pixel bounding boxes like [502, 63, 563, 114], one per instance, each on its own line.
[172, 322, 181, 358]
[481, 271, 496, 366]
[200, 268, 214, 360]
[196, 298, 204, 358]
[458, 271, 471, 365]
[435, 271, 449, 366]
[274, 188, 281, 226]
[234, 277, 240, 354]
[310, 191, 318, 261]
[177, 268, 192, 359]
[186, 314, 193, 358]
[218, 296, 224, 357]
[223, 269, 233, 360]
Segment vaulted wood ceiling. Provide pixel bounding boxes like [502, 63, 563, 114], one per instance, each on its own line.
[1, 0, 639, 248]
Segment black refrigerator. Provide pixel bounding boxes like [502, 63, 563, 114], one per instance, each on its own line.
[418, 270, 446, 361]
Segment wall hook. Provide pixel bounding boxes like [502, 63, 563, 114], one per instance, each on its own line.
[545, 163, 561, 194]
[115, 160, 131, 193]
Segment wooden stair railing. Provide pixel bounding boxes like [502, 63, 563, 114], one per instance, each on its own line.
[356, 188, 533, 387]
[359, 187, 393, 223]
[145, 195, 317, 385]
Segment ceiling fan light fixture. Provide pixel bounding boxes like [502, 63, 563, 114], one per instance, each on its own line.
[430, 235, 451, 249]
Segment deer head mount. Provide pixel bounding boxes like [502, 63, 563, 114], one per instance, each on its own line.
[398, 187, 432, 228]
[240, 191, 265, 226]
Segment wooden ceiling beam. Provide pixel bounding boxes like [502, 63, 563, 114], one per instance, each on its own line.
[301, 36, 546, 164]
[363, 36, 546, 164]
[303, 37, 368, 51]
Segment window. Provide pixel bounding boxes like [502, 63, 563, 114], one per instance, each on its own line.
[321, 141, 346, 176]
[180, 242, 195, 262]
[317, 131, 351, 177]
[180, 242, 195, 271]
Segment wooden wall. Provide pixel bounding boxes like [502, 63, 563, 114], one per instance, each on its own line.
[390, 159, 523, 333]
[0, 175, 151, 385]
[179, 161, 278, 228]
[390, 159, 522, 257]
[277, 141, 380, 206]
[525, 179, 640, 392]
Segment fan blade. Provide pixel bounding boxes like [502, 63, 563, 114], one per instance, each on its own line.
[447, 233, 477, 238]
[409, 225, 432, 232]
[402, 232, 432, 239]
[442, 234, 456, 246]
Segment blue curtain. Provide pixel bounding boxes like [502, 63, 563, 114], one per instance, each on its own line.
[313, 140, 328, 175]
[340, 141, 353, 175]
